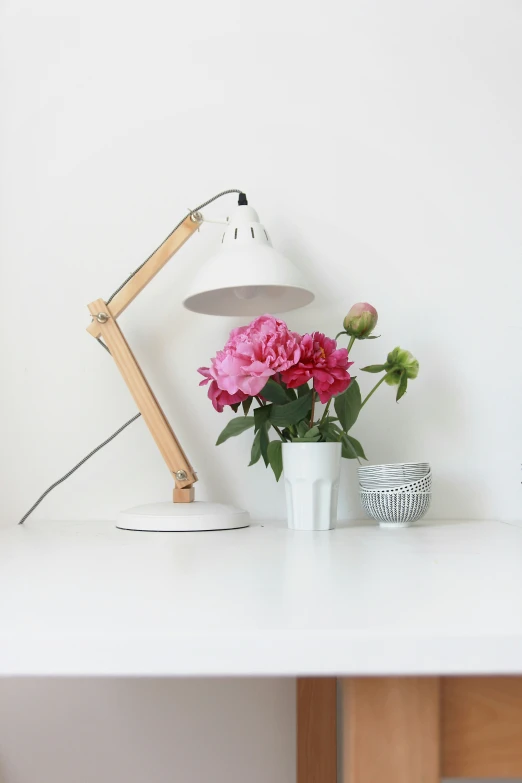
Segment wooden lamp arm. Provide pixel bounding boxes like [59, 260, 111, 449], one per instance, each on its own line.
[87, 214, 200, 333]
[87, 213, 202, 502]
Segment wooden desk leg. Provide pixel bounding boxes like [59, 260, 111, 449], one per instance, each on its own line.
[341, 677, 440, 783]
[297, 678, 337, 783]
[441, 676, 522, 778]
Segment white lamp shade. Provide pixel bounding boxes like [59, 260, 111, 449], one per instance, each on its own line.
[183, 205, 314, 316]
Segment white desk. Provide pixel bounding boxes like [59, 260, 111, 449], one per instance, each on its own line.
[1, 519, 522, 677]
[2, 519, 522, 781]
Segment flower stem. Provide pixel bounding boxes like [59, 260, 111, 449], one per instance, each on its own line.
[347, 335, 356, 354]
[309, 390, 316, 428]
[360, 373, 392, 408]
[319, 399, 331, 425]
[272, 424, 286, 441]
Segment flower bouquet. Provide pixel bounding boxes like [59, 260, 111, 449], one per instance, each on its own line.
[199, 304, 418, 529]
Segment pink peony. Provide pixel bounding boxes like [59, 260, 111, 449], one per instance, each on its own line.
[198, 314, 301, 408]
[198, 367, 248, 413]
[281, 332, 353, 404]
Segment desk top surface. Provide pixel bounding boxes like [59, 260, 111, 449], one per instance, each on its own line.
[1, 519, 521, 676]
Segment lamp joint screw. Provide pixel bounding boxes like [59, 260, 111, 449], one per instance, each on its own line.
[96, 312, 109, 324]
[190, 211, 203, 223]
[175, 470, 188, 481]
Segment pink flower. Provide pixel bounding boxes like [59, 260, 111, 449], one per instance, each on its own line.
[198, 314, 301, 408]
[281, 332, 353, 404]
[198, 367, 248, 413]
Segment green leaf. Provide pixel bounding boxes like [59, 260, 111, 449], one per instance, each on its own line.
[302, 425, 321, 440]
[230, 402, 240, 413]
[297, 383, 311, 397]
[216, 416, 255, 445]
[343, 434, 367, 460]
[242, 397, 253, 416]
[363, 335, 381, 340]
[396, 370, 408, 402]
[321, 416, 338, 425]
[360, 364, 386, 373]
[254, 404, 272, 432]
[292, 425, 321, 443]
[270, 391, 313, 427]
[260, 378, 292, 404]
[248, 429, 261, 466]
[267, 440, 283, 481]
[296, 421, 309, 438]
[341, 433, 360, 462]
[260, 423, 270, 466]
[320, 422, 343, 442]
[334, 379, 362, 432]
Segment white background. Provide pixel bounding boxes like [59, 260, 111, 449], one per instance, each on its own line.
[1, 0, 521, 781]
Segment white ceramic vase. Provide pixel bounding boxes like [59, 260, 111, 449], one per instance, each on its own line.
[282, 442, 342, 531]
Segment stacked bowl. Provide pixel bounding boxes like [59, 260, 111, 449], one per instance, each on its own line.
[358, 462, 431, 528]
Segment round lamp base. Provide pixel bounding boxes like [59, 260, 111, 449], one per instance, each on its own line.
[116, 501, 250, 532]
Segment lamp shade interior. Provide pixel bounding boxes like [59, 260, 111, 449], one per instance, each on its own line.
[183, 204, 315, 316]
[184, 283, 314, 316]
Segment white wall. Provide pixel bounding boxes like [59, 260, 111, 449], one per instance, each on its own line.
[1, 0, 522, 528]
[1, 1, 522, 781]
[0, 678, 295, 783]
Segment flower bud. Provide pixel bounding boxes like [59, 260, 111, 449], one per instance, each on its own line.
[384, 347, 419, 385]
[343, 302, 378, 338]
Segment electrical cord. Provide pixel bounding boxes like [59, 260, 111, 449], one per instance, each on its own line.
[106, 189, 244, 304]
[18, 413, 142, 525]
[18, 188, 245, 524]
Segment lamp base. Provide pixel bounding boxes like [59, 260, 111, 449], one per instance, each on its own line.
[116, 501, 250, 532]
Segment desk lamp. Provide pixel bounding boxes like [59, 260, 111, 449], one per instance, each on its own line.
[87, 191, 314, 531]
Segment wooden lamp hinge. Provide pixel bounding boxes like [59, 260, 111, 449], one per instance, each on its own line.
[173, 486, 196, 503]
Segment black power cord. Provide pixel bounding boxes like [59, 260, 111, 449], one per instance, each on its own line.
[18, 189, 246, 525]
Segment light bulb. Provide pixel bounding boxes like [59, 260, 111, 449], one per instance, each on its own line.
[234, 286, 261, 300]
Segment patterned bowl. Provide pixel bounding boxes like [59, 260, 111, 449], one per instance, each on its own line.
[358, 462, 430, 485]
[360, 490, 431, 528]
[358, 461, 430, 474]
[359, 472, 432, 494]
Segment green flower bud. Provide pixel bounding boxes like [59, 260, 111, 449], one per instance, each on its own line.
[384, 347, 419, 385]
